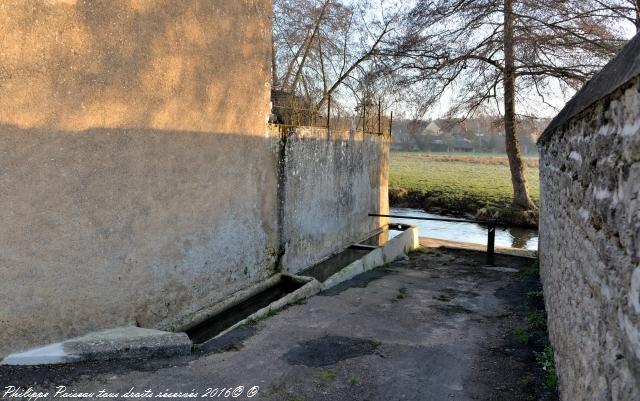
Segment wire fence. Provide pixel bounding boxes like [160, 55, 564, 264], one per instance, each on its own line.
[271, 91, 393, 134]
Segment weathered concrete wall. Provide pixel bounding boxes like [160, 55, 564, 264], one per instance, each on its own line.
[0, 1, 390, 359]
[539, 75, 640, 400]
[0, 0, 278, 358]
[275, 127, 390, 273]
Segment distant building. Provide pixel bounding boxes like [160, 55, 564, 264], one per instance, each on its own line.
[450, 136, 474, 152]
[421, 121, 442, 136]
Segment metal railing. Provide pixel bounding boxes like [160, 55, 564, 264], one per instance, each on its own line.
[369, 213, 498, 265]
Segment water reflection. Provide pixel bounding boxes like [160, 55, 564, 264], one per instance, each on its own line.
[507, 226, 538, 249]
[389, 208, 539, 251]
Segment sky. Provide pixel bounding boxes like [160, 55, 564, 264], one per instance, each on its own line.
[360, 0, 638, 120]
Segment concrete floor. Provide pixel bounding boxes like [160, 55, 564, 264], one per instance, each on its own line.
[1, 248, 554, 401]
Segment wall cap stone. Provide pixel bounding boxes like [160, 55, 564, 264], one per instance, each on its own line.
[539, 32, 640, 145]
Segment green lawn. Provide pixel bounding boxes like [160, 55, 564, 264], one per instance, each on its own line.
[389, 151, 540, 223]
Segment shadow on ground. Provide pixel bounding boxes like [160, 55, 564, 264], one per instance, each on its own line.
[0, 248, 557, 401]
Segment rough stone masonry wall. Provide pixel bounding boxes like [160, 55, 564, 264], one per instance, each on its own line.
[277, 127, 389, 273]
[0, 0, 279, 358]
[539, 77, 640, 400]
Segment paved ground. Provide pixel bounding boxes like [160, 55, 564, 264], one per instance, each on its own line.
[1, 248, 556, 401]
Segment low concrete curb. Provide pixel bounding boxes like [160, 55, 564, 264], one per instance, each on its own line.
[170, 274, 285, 333]
[212, 275, 322, 339]
[1, 327, 191, 366]
[321, 225, 419, 291]
[419, 237, 538, 259]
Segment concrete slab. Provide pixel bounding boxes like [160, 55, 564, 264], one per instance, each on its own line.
[1, 327, 190, 366]
[0, 248, 552, 401]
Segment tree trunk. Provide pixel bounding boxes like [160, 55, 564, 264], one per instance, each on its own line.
[503, 0, 536, 211]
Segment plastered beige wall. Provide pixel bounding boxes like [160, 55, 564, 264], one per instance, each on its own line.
[0, 0, 276, 357]
[0, 0, 272, 134]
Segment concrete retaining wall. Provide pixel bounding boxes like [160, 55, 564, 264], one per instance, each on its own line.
[0, 0, 276, 359]
[0, 1, 389, 358]
[538, 37, 640, 401]
[277, 127, 390, 273]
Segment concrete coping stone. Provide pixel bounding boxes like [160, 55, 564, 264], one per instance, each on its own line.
[540, 32, 640, 144]
[1, 327, 191, 366]
[170, 274, 285, 333]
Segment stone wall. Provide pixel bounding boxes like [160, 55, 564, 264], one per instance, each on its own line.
[0, 1, 389, 358]
[538, 45, 640, 400]
[277, 127, 389, 273]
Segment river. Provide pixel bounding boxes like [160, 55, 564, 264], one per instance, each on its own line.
[389, 208, 539, 251]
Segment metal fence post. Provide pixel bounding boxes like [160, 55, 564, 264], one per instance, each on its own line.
[327, 94, 331, 130]
[378, 100, 382, 134]
[487, 221, 496, 266]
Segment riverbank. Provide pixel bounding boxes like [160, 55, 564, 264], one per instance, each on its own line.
[390, 151, 540, 227]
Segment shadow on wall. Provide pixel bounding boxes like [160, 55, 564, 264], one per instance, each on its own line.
[0, 0, 389, 362]
[0, 125, 278, 358]
[0, 124, 389, 359]
[0, 0, 272, 134]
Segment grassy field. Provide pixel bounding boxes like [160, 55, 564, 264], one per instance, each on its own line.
[389, 151, 540, 225]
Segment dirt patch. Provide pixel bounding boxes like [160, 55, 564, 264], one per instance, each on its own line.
[432, 304, 475, 316]
[283, 336, 379, 367]
[319, 268, 394, 296]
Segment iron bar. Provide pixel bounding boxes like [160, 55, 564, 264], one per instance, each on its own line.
[369, 213, 500, 266]
[487, 221, 496, 265]
[368, 213, 486, 225]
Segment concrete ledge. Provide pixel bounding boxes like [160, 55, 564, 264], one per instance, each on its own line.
[1, 327, 190, 366]
[171, 275, 284, 333]
[383, 226, 419, 263]
[419, 237, 538, 259]
[320, 225, 420, 291]
[212, 275, 322, 339]
[362, 247, 384, 270]
[321, 260, 365, 291]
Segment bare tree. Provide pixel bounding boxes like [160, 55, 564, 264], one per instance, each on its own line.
[585, 0, 640, 31]
[393, 0, 634, 210]
[273, 0, 400, 116]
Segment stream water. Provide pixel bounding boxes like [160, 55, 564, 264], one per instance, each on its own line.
[389, 207, 539, 251]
